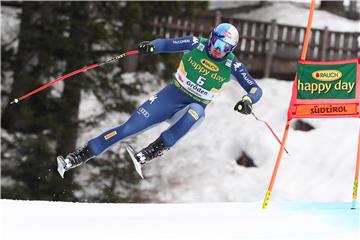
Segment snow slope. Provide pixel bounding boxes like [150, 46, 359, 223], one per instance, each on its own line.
[1, 200, 358, 240]
[115, 79, 358, 203]
[77, 77, 358, 203]
[72, 1, 360, 203]
[233, 2, 360, 32]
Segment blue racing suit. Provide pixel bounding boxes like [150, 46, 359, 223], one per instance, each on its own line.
[87, 36, 263, 156]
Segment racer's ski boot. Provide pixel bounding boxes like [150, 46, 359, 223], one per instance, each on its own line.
[57, 145, 95, 178]
[126, 138, 169, 179]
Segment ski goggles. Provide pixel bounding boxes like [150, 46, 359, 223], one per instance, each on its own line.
[210, 34, 235, 53]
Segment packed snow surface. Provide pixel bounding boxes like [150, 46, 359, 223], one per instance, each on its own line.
[1, 200, 358, 240]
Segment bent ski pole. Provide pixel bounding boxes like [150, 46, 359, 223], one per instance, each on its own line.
[251, 112, 290, 155]
[10, 50, 139, 105]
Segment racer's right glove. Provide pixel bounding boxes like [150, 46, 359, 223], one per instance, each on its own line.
[138, 41, 155, 54]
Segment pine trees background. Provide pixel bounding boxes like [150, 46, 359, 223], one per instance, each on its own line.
[1, 1, 208, 202]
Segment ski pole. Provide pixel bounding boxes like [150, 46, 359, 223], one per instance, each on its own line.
[10, 50, 139, 105]
[251, 112, 290, 155]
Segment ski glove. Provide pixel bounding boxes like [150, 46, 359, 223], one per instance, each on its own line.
[138, 41, 155, 54]
[234, 96, 253, 115]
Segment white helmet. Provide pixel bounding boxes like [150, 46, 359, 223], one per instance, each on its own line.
[209, 23, 239, 54]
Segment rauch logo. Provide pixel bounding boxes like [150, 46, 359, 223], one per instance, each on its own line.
[312, 70, 342, 82]
[200, 59, 219, 72]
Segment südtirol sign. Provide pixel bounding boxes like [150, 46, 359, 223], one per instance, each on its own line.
[288, 58, 360, 119]
[297, 62, 357, 99]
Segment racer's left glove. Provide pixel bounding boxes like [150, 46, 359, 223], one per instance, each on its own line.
[234, 95, 253, 115]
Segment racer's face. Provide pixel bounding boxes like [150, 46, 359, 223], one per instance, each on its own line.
[209, 45, 227, 59]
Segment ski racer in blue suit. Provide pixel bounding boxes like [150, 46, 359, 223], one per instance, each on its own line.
[57, 23, 263, 178]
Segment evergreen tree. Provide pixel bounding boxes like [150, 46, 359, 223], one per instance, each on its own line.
[1, 2, 80, 201]
[1, 1, 209, 203]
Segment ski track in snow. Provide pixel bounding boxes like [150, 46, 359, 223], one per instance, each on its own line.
[0, 200, 359, 240]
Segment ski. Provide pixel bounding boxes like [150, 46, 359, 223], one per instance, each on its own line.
[126, 145, 144, 179]
[57, 156, 68, 179]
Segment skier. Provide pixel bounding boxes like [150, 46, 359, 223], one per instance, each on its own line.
[57, 23, 263, 178]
